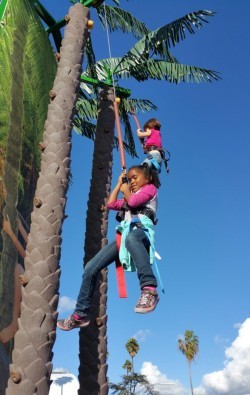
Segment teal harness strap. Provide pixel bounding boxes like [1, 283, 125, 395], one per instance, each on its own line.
[150, 157, 161, 174]
[153, 258, 165, 293]
[130, 217, 165, 293]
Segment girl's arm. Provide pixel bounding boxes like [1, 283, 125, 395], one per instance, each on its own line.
[107, 172, 132, 209]
[127, 184, 157, 208]
[107, 174, 123, 205]
[137, 128, 152, 138]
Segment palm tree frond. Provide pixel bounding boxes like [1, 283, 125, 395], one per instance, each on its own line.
[76, 95, 98, 120]
[125, 98, 157, 114]
[73, 118, 96, 140]
[97, 5, 149, 38]
[118, 57, 220, 83]
[84, 36, 99, 95]
[127, 10, 216, 60]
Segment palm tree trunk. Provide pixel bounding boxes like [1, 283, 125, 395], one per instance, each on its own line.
[188, 361, 194, 395]
[6, 4, 89, 394]
[78, 86, 115, 395]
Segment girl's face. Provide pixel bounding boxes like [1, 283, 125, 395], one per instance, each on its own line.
[127, 168, 150, 193]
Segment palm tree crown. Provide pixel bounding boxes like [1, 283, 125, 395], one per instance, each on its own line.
[178, 330, 199, 362]
[178, 330, 199, 395]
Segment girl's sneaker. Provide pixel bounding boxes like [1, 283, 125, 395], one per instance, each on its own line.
[57, 314, 90, 331]
[134, 289, 159, 313]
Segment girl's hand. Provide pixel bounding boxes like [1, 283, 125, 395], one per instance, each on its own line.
[117, 172, 127, 185]
[120, 182, 130, 194]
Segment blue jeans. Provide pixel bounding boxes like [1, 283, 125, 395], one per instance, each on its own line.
[74, 228, 157, 317]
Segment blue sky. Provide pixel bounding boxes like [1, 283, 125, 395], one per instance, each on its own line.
[40, 1, 250, 394]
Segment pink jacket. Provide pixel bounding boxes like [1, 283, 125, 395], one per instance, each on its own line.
[145, 129, 162, 148]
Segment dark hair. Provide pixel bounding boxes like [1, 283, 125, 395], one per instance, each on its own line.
[128, 164, 161, 189]
[143, 118, 161, 131]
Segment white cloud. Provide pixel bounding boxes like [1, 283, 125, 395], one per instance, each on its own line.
[133, 329, 151, 343]
[214, 335, 229, 345]
[141, 361, 187, 395]
[52, 368, 69, 373]
[58, 296, 76, 313]
[194, 318, 250, 395]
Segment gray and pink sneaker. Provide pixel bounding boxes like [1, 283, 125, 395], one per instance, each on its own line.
[134, 288, 159, 313]
[57, 314, 90, 331]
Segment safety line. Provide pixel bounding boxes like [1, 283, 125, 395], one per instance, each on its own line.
[103, 1, 126, 170]
[103, 2, 116, 98]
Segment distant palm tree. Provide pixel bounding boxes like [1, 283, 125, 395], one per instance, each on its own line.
[178, 330, 199, 395]
[122, 359, 132, 375]
[125, 338, 139, 373]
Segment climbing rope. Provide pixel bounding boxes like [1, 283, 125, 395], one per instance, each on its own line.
[130, 108, 145, 148]
[103, 2, 126, 172]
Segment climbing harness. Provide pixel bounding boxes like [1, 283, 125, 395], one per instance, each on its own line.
[117, 216, 165, 294]
[116, 202, 157, 225]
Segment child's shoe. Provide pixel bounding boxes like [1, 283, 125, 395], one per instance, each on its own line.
[57, 314, 90, 331]
[134, 288, 159, 313]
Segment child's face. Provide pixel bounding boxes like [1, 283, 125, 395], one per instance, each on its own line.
[127, 168, 149, 192]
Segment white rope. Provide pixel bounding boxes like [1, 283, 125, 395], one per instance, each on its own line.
[103, 2, 126, 170]
[103, 1, 117, 98]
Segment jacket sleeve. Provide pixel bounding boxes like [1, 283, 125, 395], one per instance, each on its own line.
[127, 184, 157, 208]
[107, 198, 125, 211]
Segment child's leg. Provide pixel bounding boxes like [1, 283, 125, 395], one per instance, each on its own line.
[125, 228, 159, 314]
[125, 228, 157, 289]
[57, 240, 118, 330]
[74, 240, 118, 317]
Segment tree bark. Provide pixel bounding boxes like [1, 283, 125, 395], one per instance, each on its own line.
[78, 87, 115, 395]
[188, 361, 193, 395]
[6, 4, 89, 394]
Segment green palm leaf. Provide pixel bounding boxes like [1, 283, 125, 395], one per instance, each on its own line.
[84, 56, 220, 83]
[124, 98, 157, 114]
[0, 2, 57, 369]
[97, 5, 149, 38]
[76, 94, 98, 120]
[130, 10, 216, 60]
[73, 118, 96, 140]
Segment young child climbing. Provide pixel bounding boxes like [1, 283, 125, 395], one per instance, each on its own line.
[137, 118, 163, 172]
[137, 117, 170, 174]
[57, 164, 161, 331]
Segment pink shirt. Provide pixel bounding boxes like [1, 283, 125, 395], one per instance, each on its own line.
[107, 184, 158, 216]
[145, 128, 162, 148]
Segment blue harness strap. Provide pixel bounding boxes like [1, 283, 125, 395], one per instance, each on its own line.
[150, 157, 161, 174]
[153, 258, 165, 293]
